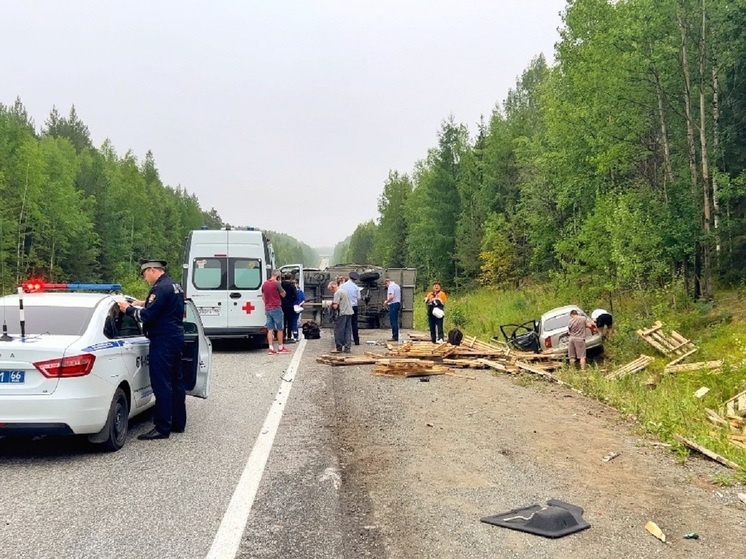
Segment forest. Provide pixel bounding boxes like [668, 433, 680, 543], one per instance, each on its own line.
[0, 102, 317, 292]
[336, 0, 746, 301]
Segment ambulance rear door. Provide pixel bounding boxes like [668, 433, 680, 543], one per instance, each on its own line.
[184, 230, 229, 332]
[226, 233, 266, 329]
[279, 264, 304, 291]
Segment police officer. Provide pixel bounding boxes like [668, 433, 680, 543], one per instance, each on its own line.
[118, 258, 185, 440]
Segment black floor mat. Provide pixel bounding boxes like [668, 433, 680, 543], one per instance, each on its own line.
[480, 499, 590, 538]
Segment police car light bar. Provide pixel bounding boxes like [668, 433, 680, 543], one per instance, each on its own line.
[21, 281, 122, 293]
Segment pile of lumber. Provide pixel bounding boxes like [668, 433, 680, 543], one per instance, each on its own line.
[317, 336, 569, 382]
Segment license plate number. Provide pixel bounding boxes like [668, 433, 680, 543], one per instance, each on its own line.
[198, 307, 220, 316]
[0, 370, 25, 384]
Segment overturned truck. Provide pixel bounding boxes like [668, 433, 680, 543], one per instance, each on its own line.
[296, 265, 417, 330]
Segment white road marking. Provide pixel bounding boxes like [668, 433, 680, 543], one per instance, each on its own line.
[205, 339, 306, 559]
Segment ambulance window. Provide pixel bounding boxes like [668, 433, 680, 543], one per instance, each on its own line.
[193, 258, 225, 290]
[232, 258, 262, 289]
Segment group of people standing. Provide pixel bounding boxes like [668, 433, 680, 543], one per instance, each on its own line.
[261, 269, 305, 355]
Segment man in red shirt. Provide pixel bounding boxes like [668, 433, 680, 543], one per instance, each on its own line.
[261, 269, 291, 354]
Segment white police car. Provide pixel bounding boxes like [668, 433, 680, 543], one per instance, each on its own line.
[0, 285, 212, 451]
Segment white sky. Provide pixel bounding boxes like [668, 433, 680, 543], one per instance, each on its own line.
[2, 1, 565, 248]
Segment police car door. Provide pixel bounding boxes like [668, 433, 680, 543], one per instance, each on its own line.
[184, 300, 211, 398]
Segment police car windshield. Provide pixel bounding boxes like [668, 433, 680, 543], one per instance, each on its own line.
[1, 306, 94, 336]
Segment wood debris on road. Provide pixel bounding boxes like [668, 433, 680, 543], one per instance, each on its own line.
[315, 335, 571, 382]
[673, 434, 742, 470]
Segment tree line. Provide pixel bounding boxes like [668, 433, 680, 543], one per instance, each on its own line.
[0, 100, 316, 292]
[338, 0, 746, 301]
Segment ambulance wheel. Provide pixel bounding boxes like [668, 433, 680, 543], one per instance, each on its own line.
[102, 388, 129, 451]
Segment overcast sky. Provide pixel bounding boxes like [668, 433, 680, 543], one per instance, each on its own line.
[2, 1, 565, 249]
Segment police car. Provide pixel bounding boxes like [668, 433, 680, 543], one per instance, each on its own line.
[0, 283, 212, 451]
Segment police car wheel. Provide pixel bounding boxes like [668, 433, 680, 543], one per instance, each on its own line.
[102, 388, 129, 452]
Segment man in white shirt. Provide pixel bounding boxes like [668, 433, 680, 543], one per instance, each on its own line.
[341, 271, 361, 345]
[591, 308, 613, 336]
[383, 277, 402, 341]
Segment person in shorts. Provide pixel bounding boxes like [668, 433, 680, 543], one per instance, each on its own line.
[261, 269, 291, 354]
[567, 309, 594, 370]
[591, 308, 614, 336]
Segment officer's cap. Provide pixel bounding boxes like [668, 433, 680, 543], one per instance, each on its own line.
[349, 271, 360, 281]
[139, 258, 168, 271]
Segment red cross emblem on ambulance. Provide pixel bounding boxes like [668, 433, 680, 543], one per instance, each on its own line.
[241, 301, 256, 314]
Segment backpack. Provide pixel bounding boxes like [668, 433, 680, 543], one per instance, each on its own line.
[302, 320, 321, 340]
[447, 328, 463, 346]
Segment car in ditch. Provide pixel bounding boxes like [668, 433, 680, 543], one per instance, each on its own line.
[0, 286, 212, 451]
[499, 305, 603, 356]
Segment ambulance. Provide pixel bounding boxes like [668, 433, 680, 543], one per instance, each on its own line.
[181, 227, 303, 342]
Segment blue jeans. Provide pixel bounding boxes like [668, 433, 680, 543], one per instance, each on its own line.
[388, 302, 401, 340]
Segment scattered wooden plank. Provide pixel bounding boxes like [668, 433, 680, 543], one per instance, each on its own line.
[514, 361, 567, 385]
[665, 348, 699, 367]
[705, 408, 730, 427]
[645, 520, 666, 543]
[639, 321, 664, 337]
[442, 358, 491, 369]
[674, 434, 742, 470]
[476, 358, 510, 372]
[316, 355, 379, 366]
[664, 360, 723, 374]
[605, 354, 654, 380]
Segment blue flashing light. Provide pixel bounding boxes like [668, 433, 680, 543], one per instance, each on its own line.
[20, 281, 122, 293]
[66, 283, 122, 291]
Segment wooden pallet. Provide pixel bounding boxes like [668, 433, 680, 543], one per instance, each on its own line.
[605, 354, 654, 380]
[725, 389, 746, 418]
[316, 354, 380, 366]
[636, 321, 698, 365]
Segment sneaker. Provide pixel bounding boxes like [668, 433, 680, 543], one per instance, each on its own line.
[286, 338, 296, 344]
[436, 338, 444, 343]
[343, 348, 351, 353]
[277, 346, 292, 354]
[268, 348, 277, 355]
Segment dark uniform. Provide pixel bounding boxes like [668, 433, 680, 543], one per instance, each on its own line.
[126, 261, 185, 436]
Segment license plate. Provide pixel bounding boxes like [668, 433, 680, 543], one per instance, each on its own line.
[198, 307, 221, 316]
[0, 370, 25, 384]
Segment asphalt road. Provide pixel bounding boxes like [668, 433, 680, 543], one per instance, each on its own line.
[0, 336, 347, 559]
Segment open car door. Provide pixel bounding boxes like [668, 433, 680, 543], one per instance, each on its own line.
[183, 299, 212, 398]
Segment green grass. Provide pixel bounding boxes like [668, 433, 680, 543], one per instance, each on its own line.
[426, 282, 746, 470]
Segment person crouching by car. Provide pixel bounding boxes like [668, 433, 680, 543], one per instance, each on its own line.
[425, 282, 447, 343]
[567, 309, 595, 371]
[591, 308, 614, 336]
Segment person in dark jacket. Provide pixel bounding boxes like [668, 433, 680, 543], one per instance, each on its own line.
[118, 259, 185, 440]
[280, 273, 298, 342]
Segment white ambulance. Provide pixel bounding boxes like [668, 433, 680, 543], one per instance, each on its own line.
[181, 227, 303, 342]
